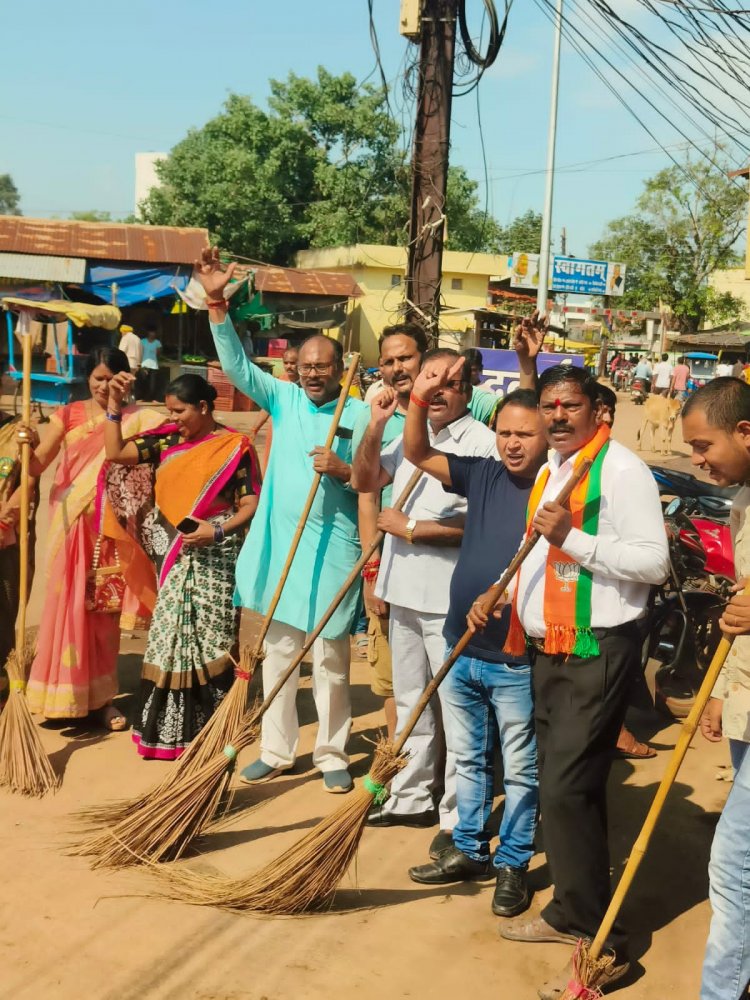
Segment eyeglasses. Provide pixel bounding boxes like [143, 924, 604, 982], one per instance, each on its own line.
[298, 363, 334, 376]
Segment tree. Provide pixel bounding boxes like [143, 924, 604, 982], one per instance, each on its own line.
[495, 210, 543, 255]
[590, 151, 747, 332]
[0, 174, 21, 215]
[141, 69, 507, 262]
[70, 210, 113, 222]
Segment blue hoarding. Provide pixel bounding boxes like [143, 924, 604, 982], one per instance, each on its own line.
[479, 349, 584, 399]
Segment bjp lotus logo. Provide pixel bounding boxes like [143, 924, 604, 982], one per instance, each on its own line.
[553, 561, 579, 592]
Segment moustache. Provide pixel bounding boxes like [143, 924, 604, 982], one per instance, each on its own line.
[550, 422, 573, 432]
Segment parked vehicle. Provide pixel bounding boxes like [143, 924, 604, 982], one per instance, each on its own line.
[647, 497, 732, 719]
[685, 352, 718, 394]
[649, 464, 736, 523]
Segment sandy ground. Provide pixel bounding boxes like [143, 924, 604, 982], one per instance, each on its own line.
[0, 388, 731, 1000]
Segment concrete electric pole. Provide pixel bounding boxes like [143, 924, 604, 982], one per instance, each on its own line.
[404, 0, 458, 344]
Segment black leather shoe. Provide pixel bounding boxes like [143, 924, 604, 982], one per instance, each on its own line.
[492, 865, 530, 917]
[366, 806, 438, 828]
[429, 829, 454, 860]
[409, 846, 494, 884]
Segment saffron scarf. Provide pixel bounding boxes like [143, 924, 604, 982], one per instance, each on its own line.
[504, 423, 611, 659]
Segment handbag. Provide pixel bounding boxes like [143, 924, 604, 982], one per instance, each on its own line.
[85, 534, 126, 614]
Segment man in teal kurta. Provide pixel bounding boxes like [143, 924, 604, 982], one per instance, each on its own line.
[199, 248, 365, 793]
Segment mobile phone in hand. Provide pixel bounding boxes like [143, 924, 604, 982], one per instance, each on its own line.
[176, 516, 199, 534]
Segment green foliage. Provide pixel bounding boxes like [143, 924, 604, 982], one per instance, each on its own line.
[0, 174, 21, 215]
[590, 151, 747, 332]
[141, 68, 505, 262]
[70, 210, 113, 222]
[494, 209, 543, 255]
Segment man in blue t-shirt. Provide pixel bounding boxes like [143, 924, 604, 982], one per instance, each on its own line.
[402, 364, 548, 919]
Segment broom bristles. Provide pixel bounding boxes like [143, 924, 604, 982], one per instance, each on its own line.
[153, 738, 407, 913]
[74, 646, 258, 830]
[0, 649, 59, 797]
[72, 704, 261, 866]
[558, 939, 616, 1000]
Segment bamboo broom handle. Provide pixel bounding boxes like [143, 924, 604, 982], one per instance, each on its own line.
[392, 456, 594, 756]
[15, 322, 32, 654]
[249, 352, 360, 656]
[587, 591, 745, 960]
[255, 466, 423, 715]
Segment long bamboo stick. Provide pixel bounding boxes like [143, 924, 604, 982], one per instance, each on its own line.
[16, 328, 31, 652]
[585, 598, 743, 961]
[391, 456, 594, 756]
[247, 352, 361, 659]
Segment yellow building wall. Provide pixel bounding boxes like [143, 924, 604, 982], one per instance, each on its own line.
[297, 244, 508, 365]
[709, 268, 750, 319]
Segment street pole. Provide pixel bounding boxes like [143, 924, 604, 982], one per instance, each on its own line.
[537, 0, 564, 318]
[560, 225, 567, 352]
[405, 0, 458, 345]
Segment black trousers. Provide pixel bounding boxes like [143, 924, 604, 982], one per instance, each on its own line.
[533, 624, 639, 958]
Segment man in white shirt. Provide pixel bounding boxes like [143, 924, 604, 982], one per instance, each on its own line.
[499, 364, 669, 999]
[351, 349, 497, 845]
[652, 352, 673, 395]
[118, 324, 142, 373]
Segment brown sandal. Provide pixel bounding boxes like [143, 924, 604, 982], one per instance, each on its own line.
[616, 725, 656, 759]
[101, 705, 127, 732]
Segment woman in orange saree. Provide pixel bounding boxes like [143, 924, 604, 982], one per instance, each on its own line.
[104, 371, 260, 759]
[23, 348, 163, 729]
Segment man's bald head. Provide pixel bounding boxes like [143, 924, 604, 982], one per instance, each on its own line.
[297, 335, 345, 406]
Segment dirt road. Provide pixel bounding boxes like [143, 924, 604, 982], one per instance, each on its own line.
[1, 389, 729, 999]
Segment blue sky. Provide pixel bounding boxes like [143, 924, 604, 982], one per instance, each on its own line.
[1, 0, 745, 259]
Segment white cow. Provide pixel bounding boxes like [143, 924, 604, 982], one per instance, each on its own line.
[637, 395, 682, 455]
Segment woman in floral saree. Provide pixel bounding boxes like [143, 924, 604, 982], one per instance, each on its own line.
[104, 371, 260, 760]
[22, 348, 163, 728]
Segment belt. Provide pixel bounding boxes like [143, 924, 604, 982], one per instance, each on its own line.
[527, 621, 640, 654]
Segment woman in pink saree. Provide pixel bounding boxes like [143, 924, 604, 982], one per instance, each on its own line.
[22, 348, 162, 729]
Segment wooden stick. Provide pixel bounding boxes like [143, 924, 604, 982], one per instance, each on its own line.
[249, 352, 360, 657]
[587, 592, 744, 960]
[16, 323, 32, 655]
[392, 456, 594, 756]
[248, 466, 423, 721]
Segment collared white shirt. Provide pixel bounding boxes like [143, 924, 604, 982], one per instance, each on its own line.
[376, 411, 497, 615]
[119, 332, 142, 371]
[516, 439, 669, 638]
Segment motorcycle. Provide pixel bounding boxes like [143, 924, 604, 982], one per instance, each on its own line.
[630, 376, 648, 405]
[649, 464, 736, 523]
[647, 497, 732, 719]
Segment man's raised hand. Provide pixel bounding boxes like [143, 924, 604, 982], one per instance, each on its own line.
[369, 386, 399, 426]
[412, 355, 465, 402]
[193, 245, 237, 301]
[513, 309, 548, 361]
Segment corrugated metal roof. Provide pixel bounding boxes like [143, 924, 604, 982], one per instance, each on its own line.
[252, 265, 362, 298]
[0, 216, 209, 265]
[0, 251, 87, 282]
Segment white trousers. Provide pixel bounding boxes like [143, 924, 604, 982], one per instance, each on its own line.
[259, 619, 352, 773]
[385, 604, 458, 828]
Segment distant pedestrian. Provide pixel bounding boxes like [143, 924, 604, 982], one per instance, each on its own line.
[118, 324, 142, 374]
[139, 326, 162, 402]
[652, 352, 673, 396]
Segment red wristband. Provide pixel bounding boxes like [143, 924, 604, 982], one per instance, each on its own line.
[410, 392, 430, 409]
[206, 298, 227, 308]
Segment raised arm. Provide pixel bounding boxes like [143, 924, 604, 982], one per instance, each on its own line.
[18, 418, 64, 478]
[195, 246, 281, 414]
[350, 387, 399, 493]
[511, 309, 547, 391]
[402, 356, 462, 487]
[104, 372, 141, 464]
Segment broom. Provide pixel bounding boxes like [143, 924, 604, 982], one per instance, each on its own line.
[0, 310, 58, 796]
[75, 353, 361, 833]
[74, 465, 424, 867]
[153, 456, 594, 912]
[554, 590, 746, 1000]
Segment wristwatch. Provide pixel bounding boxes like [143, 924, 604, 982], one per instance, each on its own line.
[405, 518, 417, 544]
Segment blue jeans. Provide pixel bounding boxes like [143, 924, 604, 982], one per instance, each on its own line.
[442, 651, 538, 870]
[701, 739, 750, 1000]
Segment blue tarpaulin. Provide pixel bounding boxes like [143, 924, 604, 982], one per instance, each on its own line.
[81, 263, 190, 307]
